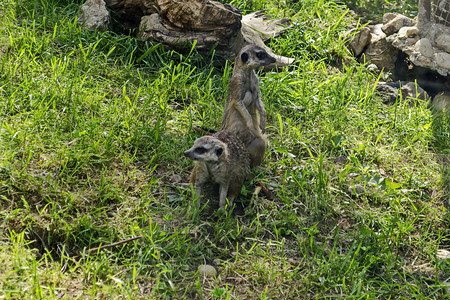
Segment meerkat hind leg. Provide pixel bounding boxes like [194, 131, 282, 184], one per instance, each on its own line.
[247, 137, 266, 168]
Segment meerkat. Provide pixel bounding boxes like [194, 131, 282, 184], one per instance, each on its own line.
[221, 44, 276, 167]
[184, 130, 250, 210]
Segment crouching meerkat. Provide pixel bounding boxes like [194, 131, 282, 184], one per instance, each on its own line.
[222, 44, 276, 167]
[184, 130, 250, 210]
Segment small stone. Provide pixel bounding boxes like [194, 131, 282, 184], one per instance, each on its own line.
[414, 38, 434, 58]
[435, 33, 450, 53]
[171, 174, 182, 183]
[287, 258, 300, 267]
[381, 14, 416, 36]
[348, 184, 364, 195]
[333, 156, 347, 165]
[383, 13, 398, 24]
[400, 82, 429, 101]
[435, 52, 450, 70]
[376, 82, 399, 103]
[437, 249, 450, 260]
[366, 63, 378, 72]
[397, 26, 419, 39]
[212, 259, 221, 266]
[198, 264, 217, 277]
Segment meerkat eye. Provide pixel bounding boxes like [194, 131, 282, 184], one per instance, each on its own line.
[256, 51, 267, 59]
[215, 148, 223, 157]
[195, 147, 207, 154]
[241, 52, 249, 63]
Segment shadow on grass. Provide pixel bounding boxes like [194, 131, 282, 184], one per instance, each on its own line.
[432, 110, 450, 249]
[432, 111, 450, 201]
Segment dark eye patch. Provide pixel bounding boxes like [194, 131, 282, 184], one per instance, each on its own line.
[256, 51, 267, 59]
[195, 147, 207, 154]
[241, 52, 249, 63]
[215, 148, 223, 157]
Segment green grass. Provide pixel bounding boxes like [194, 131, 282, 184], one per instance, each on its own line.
[0, 0, 449, 298]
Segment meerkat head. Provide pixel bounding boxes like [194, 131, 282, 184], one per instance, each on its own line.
[184, 136, 229, 162]
[238, 44, 276, 69]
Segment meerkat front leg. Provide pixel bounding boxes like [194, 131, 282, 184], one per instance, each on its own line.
[234, 95, 262, 137]
[255, 95, 266, 134]
[218, 181, 231, 209]
[189, 166, 205, 209]
[194, 183, 204, 209]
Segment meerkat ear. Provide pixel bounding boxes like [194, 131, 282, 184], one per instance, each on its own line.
[241, 52, 249, 63]
[215, 147, 223, 157]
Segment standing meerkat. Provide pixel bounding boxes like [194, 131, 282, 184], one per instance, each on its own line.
[184, 130, 250, 210]
[222, 44, 276, 167]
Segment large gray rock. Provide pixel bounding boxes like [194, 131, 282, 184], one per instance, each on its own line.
[435, 52, 450, 70]
[435, 33, 450, 52]
[362, 24, 398, 71]
[78, 0, 110, 31]
[414, 38, 434, 58]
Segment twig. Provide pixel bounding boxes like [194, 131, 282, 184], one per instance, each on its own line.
[85, 235, 144, 254]
[256, 181, 272, 199]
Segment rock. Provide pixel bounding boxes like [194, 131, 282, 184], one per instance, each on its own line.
[437, 249, 450, 260]
[410, 52, 433, 67]
[103, 0, 157, 29]
[171, 174, 182, 183]
[376, 82, 400, 103]
[400, 82, 429, 101]
[435, 33, 450, 52]
[212, 259, 221, 266]
[138, 2, 294, 65]
[435, 52, 450, 70]
[348, 184, 365, 195]
[366, 63, 378, 72]
[157, 0, 241, 31]
[383, 13, 398, 24]
[414, 38, 434, 58]
[78, 0, 110, 31]
[430, 91, 450, 112]
[345, 27, 371, 56]
[381, 14, 416, 36]
[362, 24, 398, 71]
[444, 281, 450, 296]
[198, 264, 217, 277]
[397, 26, 419, 39]
[242, 11, 291, 41]
[287, 258, 300, 267]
